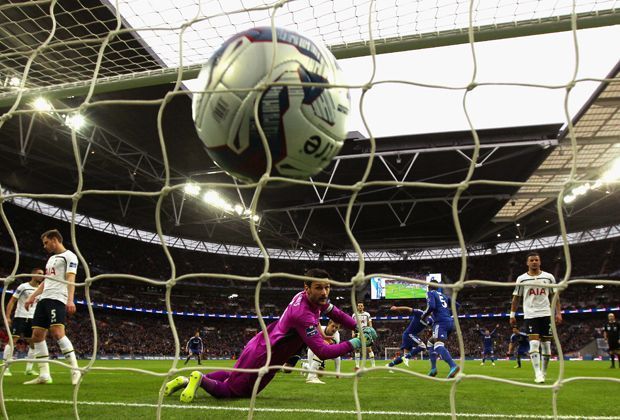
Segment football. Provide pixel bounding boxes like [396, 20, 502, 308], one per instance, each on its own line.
[192, 27, 350, 183]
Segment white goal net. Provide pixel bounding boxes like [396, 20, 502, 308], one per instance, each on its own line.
[1, 1, 619, 419]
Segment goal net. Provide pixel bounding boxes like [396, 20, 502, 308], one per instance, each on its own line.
[1, 0, 619, 419]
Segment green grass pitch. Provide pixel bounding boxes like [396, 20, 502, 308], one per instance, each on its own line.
[1, 359, 618, 419]
[385, 282, 426, 299]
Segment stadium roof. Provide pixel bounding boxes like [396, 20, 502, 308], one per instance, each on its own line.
[0, 1, 619, 255]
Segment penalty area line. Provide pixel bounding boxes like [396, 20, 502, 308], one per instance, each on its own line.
[4, 398, 620, 419]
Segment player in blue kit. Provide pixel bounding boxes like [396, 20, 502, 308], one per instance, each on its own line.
[184, 332, 204, 365]
[386, 306, 433, 368]
[477, 324, 499, 366]
[422, 285, 460, 378]
[508, 326, 530, 368]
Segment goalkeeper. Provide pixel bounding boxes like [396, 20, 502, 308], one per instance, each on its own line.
[164, 268, 377, 401]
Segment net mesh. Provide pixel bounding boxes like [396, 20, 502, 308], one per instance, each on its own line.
[0, 0, 619, 419]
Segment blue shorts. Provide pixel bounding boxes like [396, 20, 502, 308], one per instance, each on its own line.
[516, 348, 529, 356]
[401, 332, 423, 350]
[190, 349, 201, 355]
[432, 320, 454, 341]
[482, 348, 494, 355]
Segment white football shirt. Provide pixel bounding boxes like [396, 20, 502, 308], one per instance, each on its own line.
[13, 282, 38, 319]
[42, 250, 78, 304]
[513, 270, 556, 319]
[353, 311, 372, 328]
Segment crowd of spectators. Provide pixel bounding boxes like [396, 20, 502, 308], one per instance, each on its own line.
[17, 308, 608, 361]
[1, 203, 618, 360]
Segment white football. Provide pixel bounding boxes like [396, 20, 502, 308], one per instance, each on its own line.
[192, 27, 350, 183]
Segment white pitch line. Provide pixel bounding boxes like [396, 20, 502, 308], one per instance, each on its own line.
[3, 398, 620, 419]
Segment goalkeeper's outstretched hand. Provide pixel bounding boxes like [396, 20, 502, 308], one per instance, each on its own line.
[362, 326, 377, 344]
[348, 327, 378, 350]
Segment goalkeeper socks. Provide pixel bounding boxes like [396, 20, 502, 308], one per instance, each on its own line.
[3, 344, 11, 363]
[33, 341, 50, 378]
[369, 351, 375, 367]
[435, 343, 456, 368]
[26, 347, 35, 371]
[389, 356, 403, 367]
[354, 352, 360, 368]
[57, 336, 78, 369]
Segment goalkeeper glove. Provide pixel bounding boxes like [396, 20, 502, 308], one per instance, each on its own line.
[362, 326, 377, 343]
[348, 338, 363, 350]
[349, 327, 378, 350]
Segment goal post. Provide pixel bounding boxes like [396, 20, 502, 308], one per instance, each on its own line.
[1, 0, 620, 419]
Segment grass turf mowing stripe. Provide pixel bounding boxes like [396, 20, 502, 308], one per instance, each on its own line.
[4, 398, 620, 419]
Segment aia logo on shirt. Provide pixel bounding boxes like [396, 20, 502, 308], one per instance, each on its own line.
[528, 288, 546, 296]
[46, 267, 56, 276]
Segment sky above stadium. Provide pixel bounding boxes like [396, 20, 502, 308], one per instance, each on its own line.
[338, 26, 620, 137]
[111, 1, 620, 137]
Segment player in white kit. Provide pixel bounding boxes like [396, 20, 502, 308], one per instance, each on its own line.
[24, 229, 81, 385]
[509, 251, 562, 383]
[353, 303, 375, 369]
[305, 320, 342, 384]
[3, 268, 44, 376]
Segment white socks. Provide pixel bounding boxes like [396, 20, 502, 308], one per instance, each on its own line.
[307, 359, 322, 381]
[3, 344, 12, 364]
[26, 347, 35, 371]
[541, 341, 551, 375]
[355, 351, 375, 367]
[57, 336, 78, 369]
[529, 339, 541, 377]
[34, 341, 50, 378]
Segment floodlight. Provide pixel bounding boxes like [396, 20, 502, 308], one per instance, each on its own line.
[65, 113, 86, 130]
[32, 97, 52, 112]
[183, 183, 200, 197]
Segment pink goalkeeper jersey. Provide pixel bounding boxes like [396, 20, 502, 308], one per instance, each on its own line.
[227, 291, 356, 396]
